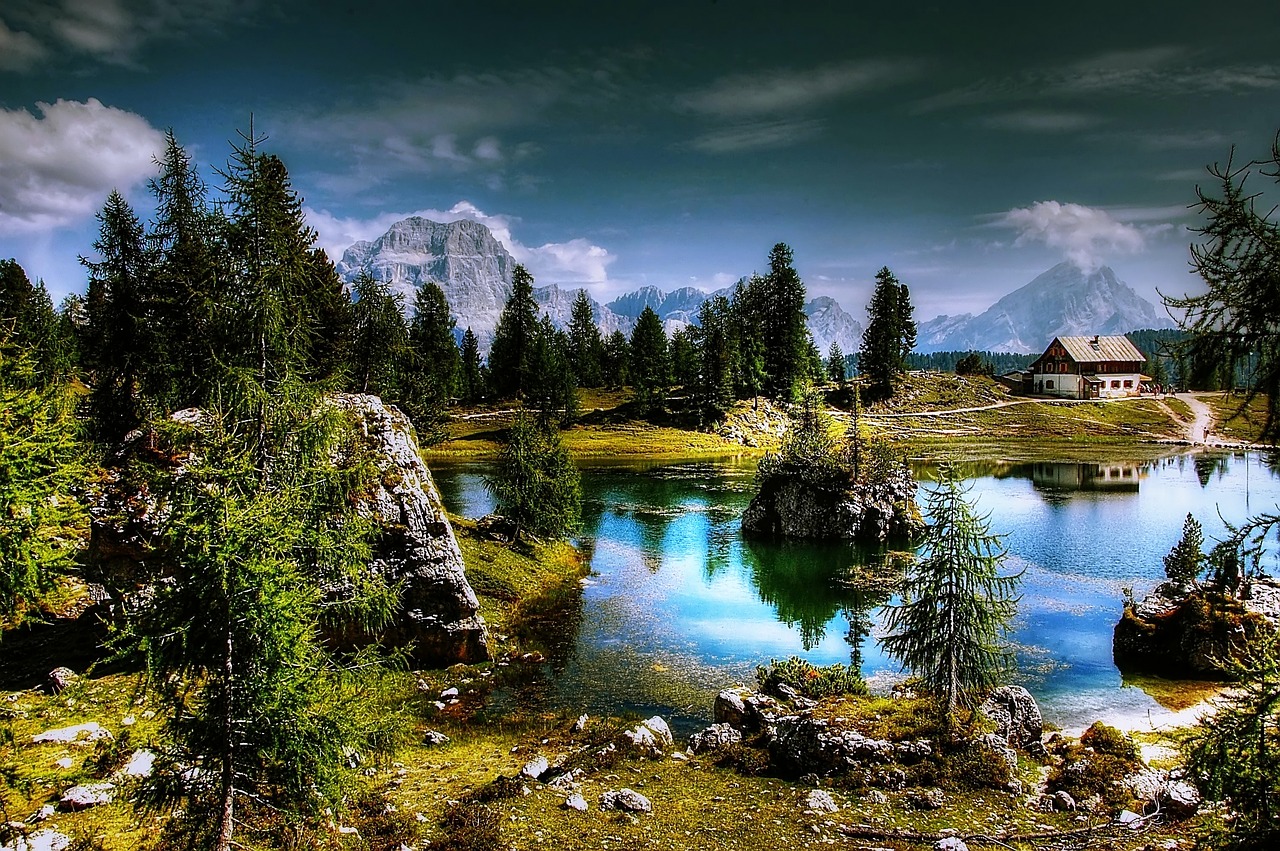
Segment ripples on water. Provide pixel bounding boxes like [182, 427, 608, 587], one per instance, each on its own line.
[433, 450, 1280, 733]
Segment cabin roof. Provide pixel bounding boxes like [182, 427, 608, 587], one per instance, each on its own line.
[1050, 335, 1145, 364]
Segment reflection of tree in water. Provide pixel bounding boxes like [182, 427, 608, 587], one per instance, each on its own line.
[1194, 453, 1229, 488]
[741, 538, 892, 656]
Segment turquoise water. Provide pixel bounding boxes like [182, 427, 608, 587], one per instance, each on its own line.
[432, 451, 1280, 733]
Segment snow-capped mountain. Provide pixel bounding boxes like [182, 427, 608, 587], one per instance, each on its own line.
[914, 262, 1175, 354]
[804, 296, 864, 357]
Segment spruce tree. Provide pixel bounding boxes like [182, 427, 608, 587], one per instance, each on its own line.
[826, 341, 846, 385]
[459, 327, 483, 402]
[348, 272, 409, 398]
[860, 266, 910, 400]
[1164, 512, 1206, 588]
[880, 462, 1020, 721]
[602, 329, 630, 389]
[731, 278, 767, 402]
[628, 306, 669, 413]
[669, 327, 699, 389]
[485, 411, 581, 542]
[488, 264, 539, 399]
[81, 191, 154, 439]
[693, 295, 738, 419]
[761, 243, 808, 399]
[403, 282, 459, 441]
[566, 288, 604, 388]
[527, 316, 579, 426]
[897, 281, 917, 363]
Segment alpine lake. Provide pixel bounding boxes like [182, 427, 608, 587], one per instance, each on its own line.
[432, 449, 1280, 735]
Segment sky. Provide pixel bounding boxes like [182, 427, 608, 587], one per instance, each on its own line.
[2, 0, 1278, 324]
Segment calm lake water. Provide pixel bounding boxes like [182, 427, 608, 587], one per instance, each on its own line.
[433, 450, 1280, 734]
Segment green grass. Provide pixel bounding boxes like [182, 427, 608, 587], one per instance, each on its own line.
[1203, 392, 1273, 443]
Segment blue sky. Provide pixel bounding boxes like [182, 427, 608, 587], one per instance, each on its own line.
[2, 0, 1278, 322]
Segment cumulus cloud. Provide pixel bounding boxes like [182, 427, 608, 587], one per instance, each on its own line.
[996, 200, 1175, 272]
[0, 98, 165, 234]
[305, 201, 618, 290]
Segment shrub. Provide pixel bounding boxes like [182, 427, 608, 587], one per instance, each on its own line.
[756, 656, 868, 699]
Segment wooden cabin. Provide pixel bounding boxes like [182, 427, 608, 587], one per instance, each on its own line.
[1026, 335, 1147, 399]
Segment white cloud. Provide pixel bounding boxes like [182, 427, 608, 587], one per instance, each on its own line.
[981, 110, 1101, 133]
[679, 59, 922, 117]
[0, 98, 165, 234]
[0, 16, 48, 71]
[996, 200, 1175, 272]
[305, 200, 618, 291]
[688, 119, 822, 153]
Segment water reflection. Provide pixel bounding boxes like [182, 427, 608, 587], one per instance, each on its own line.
[430, 451, 1280, 732]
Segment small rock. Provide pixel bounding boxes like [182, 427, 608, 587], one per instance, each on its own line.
[1117, 809, 1143, 829]
[422, 730, 450, 747]
[865, 790, 888, 805]
[4, 830, 72, 851]
[54, 758, 73, 770]
[60, 782, 115, 810]
[46, 668, 77, 694]
[546, 773, 575, 792]
[28, 804, 56, 823]
[572, 714, 589, 733]
[1053, 790, 1076, 812]
[599, 788, 652, 813]
[32, 722, 110, 745]
[439, 687, 459, 700]
[669, 751, 688, 761]
[623, 716, 674, 756]
[934, 838, 968, 851]
[906, 787, 944, 810]
[1159, 780, 1202, 819]
[688, 723, 742, 754]
[520, 755, 550, 780]
[121, 716, 135, 726]
[563, 793, 589, 812]
[805, 789, 839, 813]
[121, 749, 156, 778]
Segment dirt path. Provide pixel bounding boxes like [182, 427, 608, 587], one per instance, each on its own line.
[1178, 392, 1217, 445]
[858, 394, 1165, 420]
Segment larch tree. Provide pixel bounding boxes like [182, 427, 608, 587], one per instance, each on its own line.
[880, 462, 1021, 722]
[1164, 130, 1280, 439]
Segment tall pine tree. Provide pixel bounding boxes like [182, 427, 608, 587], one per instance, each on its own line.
[761, 242, 808, 399]
[566, 288, 604, 388]
[859, 266, 912, 400]
[628, 306, 669, 413]
[403, 282, 460, 441]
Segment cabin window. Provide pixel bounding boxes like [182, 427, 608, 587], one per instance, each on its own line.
[1110, 380, 1120, 388]
[1123, 380, 1133, 388]
[1059, 363, 1068, 373]
[1046, 380, 1055, 390]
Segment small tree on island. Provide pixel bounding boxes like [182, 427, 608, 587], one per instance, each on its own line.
[1164, 512, 1206, 590]
[880, 462, 1021, 723]
[485, 411, 582, 543]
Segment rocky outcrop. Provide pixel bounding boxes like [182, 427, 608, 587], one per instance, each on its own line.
[86, 394, 487, 668]
[1113, 586, 1272, 678]
[977, 686, 1045, 754]
[741, 464, 923, 543]
[327, 394, 488, 665]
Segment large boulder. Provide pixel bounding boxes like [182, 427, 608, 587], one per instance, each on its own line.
[741, 465, 923, 543]
[976, 686, 1044, 752]
[86, 394, 488, 667]
[326, 394, 488, 665]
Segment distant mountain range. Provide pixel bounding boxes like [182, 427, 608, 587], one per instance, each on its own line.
[337, 216, 1172, 358]
[914, 262, 1176, 354]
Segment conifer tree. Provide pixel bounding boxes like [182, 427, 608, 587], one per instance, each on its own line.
[527, 316, 579, 425]
[566, 288, 604, 388]
[402, 282, 459, 441]
[628, 306, 669, 413]
[826, 341, 846, 385]
[459, 327, 483, 403]
[81, 191, 154, 439]
[669, 327, 699, 389]
[731, 278, 766, 402]
[488, 264, 539, 399]
[761, 243, 808, 399]
[0, 346, 83, 624]
[693, 295, 737, 419]
[880, 462, 1020, 721]
[859, 266, 912, 400]
[348, 272, 409, 398]
[602, 329, 630, 389]
[1164, 512, 1206, 588]
[485, 411, 581, 542]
